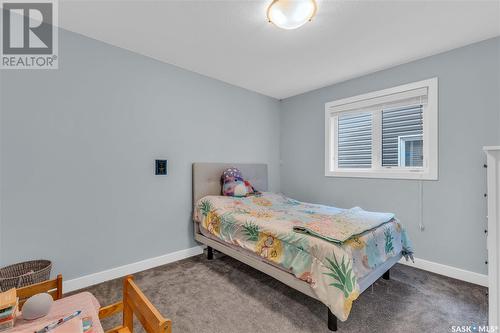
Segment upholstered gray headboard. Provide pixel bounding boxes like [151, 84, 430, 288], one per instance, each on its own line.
[192, 163, 268, 206]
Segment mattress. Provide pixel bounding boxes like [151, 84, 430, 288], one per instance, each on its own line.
[194, 192, 413, 321]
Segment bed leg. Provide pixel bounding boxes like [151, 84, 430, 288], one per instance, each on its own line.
[328, 308, 338, 331]
[207, 246, 214, 260]
[382, 269, 390, 280]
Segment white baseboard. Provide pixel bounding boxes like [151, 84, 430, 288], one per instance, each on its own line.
[64, 245, 204, 293]
[398, 257, 488, 287]
[63, 246, 486, 293]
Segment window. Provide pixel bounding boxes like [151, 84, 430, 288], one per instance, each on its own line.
[325, 78, 438, 180]
[337, 112, 372, 168]
[398, 135, 423, 167]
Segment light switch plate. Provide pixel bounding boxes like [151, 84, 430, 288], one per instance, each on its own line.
[155, 160, 167, 175]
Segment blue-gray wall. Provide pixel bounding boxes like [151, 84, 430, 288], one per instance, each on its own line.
[1, 30, 498, 281]
[0, 30, 281, 279]
[280, 37, 500, 275]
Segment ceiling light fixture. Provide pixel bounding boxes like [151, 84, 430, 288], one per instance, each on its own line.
[267, 0, 317, 30]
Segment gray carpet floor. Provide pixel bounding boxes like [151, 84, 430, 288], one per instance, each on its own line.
[81, 251, 488, 333]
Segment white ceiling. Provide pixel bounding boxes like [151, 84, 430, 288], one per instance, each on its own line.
[59, 0, 500, 99]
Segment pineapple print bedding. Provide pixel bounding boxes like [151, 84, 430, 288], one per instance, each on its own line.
[194, 192, 413, 321]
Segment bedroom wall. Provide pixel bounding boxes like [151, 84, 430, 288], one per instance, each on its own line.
[0, 29, 281, 279]
[280, 37, 500, 275]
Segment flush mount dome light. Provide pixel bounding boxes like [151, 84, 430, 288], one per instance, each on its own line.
[267, 0, 317, 30]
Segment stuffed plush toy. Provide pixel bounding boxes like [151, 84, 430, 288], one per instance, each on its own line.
[221, 167, 256, 197]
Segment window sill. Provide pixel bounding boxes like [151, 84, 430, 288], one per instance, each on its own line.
[325, 169, 438, 180]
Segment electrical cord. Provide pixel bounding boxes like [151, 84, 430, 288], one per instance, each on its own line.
[419, 180, 425, 231]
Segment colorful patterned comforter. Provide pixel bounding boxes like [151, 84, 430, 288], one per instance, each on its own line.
[292, 206, 395, 243]
[194, 192, 413, 321]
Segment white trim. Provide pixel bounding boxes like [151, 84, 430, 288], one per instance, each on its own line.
[63, 246, 204, 293]
[398, 134, 423, 167]
[325, 167, 432, 180]
[62, 244, 488, 298]
[325, 78, 438, 180]
[484, 147, 500, 327]
[372, 110, 382, 169]
[398, 256, 488, 287]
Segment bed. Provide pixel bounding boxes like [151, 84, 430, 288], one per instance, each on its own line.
[192, 163, 411, 331]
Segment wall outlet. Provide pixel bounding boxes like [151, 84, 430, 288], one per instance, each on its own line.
[155, 160, 167, 175]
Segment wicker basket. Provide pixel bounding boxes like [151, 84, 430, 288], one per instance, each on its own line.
[0, 260, 52, 291]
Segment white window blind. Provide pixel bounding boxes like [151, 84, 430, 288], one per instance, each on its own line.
[330, 87, 428, 114]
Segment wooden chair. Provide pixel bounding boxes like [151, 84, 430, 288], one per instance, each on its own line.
[99, 275, 171, 333]
[16, 274, 63, 310]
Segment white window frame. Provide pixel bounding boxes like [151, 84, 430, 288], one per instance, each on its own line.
[398, 134, 423, 167]
[325, 78, 438, 180]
